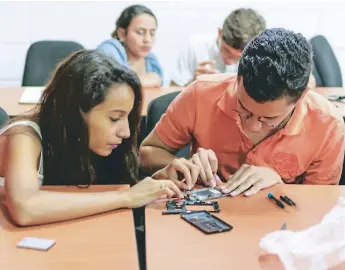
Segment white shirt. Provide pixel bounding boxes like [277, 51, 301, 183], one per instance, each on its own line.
[0, 120, 43, 186]
[171, 35, 238, 86]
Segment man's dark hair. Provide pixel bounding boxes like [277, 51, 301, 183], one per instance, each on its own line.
[222, 8, 266, 50]
[238, 28, 313, 103]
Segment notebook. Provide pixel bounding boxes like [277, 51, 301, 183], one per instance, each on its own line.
[19, 87, 45, 104]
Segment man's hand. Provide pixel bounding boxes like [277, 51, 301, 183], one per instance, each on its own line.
[194, 60, 219, 80]
[221, 164, 283, 196]
[190, 148, 223, 187]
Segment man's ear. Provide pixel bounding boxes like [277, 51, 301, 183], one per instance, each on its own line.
[307, 73, 316, 89]
[300, 74, 315, 100]
[218, 28, 222, 39]
[300, 88, 309, 100]
[292, 88, 309, 105]
[117, 28, 126, 42]
[236, 75, 243, 85]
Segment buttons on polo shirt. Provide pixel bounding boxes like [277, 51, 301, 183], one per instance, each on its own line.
[245, 149, 258, 164]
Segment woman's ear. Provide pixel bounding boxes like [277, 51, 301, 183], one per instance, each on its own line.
[117, 28, 126, 42]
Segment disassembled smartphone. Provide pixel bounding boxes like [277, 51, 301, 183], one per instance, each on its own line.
[183, 187, 230, 202]
[181, 210, 233, 234]
[162, 200, 220, 215]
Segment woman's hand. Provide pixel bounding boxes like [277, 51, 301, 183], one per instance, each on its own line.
[122, 177, 184, 208]
[152, 158, 200, 190]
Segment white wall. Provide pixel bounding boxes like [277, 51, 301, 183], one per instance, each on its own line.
[1, 0, 345, 87]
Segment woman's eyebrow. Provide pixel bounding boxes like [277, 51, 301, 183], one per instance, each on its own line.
[110, 109, 126, 113]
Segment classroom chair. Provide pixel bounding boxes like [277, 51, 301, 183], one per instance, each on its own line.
[144, 91, 190, 159]
[310, 35, 343, 87]
[340, 152, 345, 185]
[22, 40, 84, 86]
[0, 107, 9, 128]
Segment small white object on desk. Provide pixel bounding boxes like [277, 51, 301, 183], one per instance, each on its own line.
[19, 87, 45, 104]
[17, 237, 56, 251]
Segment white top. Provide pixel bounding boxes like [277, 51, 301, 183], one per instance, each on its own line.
[0, 120, 44, 186]
[171, 35, 239, 86]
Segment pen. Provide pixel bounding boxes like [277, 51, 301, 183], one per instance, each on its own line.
[280, 196, 293, 206]
[280, 223, 287, 230]
[283, 195, 296, 206]
[268, 192, 285, 209]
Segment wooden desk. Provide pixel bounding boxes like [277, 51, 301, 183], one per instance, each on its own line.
[1, 87, 344, 117]
[0, 185, 139, 270]
[146, 185, 345, 270]
[0, 87, 180, 117]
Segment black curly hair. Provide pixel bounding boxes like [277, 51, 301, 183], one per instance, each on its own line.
[238, 28, 313, 103]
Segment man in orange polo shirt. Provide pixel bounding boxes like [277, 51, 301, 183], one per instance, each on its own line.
[140, 28, 345, 196]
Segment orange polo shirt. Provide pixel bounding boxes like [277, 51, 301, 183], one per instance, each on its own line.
[155, 75, 345, 184]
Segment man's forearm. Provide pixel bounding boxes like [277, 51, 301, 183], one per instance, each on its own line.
[139, 146, 176, 174]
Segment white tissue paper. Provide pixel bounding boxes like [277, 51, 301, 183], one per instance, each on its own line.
[260, 197, 345, 270]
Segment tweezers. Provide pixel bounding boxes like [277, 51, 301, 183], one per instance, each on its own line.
[327, 95, 345, 101]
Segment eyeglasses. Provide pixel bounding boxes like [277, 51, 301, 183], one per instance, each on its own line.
[232, 109, 277, 128]
[231, 80, 295, 129]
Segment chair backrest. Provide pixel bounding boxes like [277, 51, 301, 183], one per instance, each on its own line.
[0, 107, 9, 128]
[310, 35, 343, 87]
[340, 144, 345, 185]
[22, 40, 84, 86]
[145, 91, 190, 158]
[341, 160, 345, 185]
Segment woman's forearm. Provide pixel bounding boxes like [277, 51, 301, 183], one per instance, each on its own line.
[6, 190, 131, 226]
